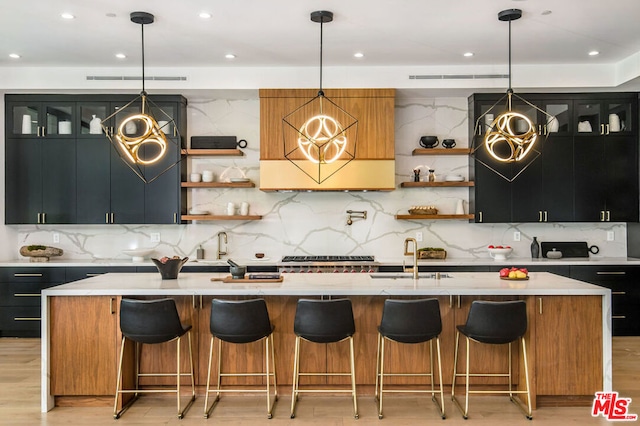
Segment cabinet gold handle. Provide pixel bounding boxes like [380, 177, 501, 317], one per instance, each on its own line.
[612, 315, 626, 319]
[600, 124, 605, 135]
[110, 297, 116, 315]
[538, 211, 543, 222]
[14, 317, 40, 321]
[14, 273, 43, 277]
[606, 124, 610, 135]
[597, 271, 626, 275]
[457, 295, 461, 309]
[41, 213, 46, 224]
[538, 125, 542, 134]
[105, 213, 109, 224]
[538, 297, 543, 315]
[111, 213, 114, 223]
[543, 124, 548, 135]
[173, 213, 177, 223]
[600, 211, 605, 221]
[612, 291, 626, 295]
[544, 211, 548, 222]
[478, 212, 483, 223]
[449, 295, 453, 309]
[14, 293, 40, 297]
[606, 211, 610, 221]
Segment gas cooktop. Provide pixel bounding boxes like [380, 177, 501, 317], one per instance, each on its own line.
[281, 255, 375, 262]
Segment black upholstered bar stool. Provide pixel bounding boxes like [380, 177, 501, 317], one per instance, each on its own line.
[375, 298, 445, 419]
[204, 298, 278, 419]
[290, 298, 358, 419]
[114, 298, 195, 419]
[451, 300, 532, 420]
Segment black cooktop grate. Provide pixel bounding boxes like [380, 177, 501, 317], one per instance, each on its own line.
[281, 255, 375, 262]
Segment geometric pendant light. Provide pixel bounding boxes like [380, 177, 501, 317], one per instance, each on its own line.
[101, 11, 183, 184]
[470, 9, 554, 182]
[282, 10, 358, 184]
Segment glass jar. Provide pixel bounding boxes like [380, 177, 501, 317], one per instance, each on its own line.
[428, 169, 436, 182]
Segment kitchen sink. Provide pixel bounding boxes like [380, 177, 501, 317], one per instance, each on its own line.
[369, 272, 453, 279]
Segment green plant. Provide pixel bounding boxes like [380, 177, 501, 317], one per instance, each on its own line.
[27, 245, 47, 251]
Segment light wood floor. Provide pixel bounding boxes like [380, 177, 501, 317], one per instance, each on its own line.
[1, 337, 638, 425]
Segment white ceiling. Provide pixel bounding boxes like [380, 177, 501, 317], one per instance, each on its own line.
[2, 0, 640, 70]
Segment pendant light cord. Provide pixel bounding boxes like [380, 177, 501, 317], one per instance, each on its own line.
[141, 22, 146, 95]
[508, 19, 512, 92]
[318, 19, 324, 97]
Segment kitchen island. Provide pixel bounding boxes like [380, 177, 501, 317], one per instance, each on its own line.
[41, 271, 610, 412]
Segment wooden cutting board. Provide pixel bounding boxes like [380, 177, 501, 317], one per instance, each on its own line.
[210, 275, 284, 283]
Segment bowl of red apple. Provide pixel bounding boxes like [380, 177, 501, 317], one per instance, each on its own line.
[499, 266, 529, 280]
[487, 245, 512, 261]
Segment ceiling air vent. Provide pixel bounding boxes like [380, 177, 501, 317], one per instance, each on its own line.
[409, 74, 508, 80]
[86, 76, 187, 81]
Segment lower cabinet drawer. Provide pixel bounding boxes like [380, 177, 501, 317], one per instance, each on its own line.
[0, 282, 46, 306]
[0, 306, 41, 336]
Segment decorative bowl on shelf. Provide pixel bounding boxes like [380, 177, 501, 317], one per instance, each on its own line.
[488, 247, 513, 261]
[122, 249, 154, 262]
[151, 257, 189, 279]
[19, 245, 63, 262]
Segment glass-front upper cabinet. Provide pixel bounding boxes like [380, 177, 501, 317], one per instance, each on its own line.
[538, 100, 571, 136]
[7, 101, 75, 138]
[574, 97, 634, 136]
[78, 102, 109, 136]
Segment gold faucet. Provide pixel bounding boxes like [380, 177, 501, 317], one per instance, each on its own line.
[217, 232, 228, 259]
[403, 237, 419, 279]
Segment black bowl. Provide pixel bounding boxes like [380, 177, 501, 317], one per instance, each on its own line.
[419, 136, 439, 148]
[151, 257, 188, 279]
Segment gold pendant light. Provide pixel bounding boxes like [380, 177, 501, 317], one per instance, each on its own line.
[470, 9, 554, 182]
[102, 11, 183, 184]
[282, 10, 358, 184]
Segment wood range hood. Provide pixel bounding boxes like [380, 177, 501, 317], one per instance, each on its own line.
[259, 88, 396, 191]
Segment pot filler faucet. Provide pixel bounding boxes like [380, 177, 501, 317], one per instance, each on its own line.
[217, 232, 228, 260]
[403, 237, 419, 279]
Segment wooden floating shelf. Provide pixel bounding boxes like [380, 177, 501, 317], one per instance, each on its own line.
[181, 215, 262, 221]
[181, 149, 244, 156]
[395, 214, 475, 220]
[400, 181, 474, 188]
[412, 148, 470, 156]
[181, 181, 255, 188]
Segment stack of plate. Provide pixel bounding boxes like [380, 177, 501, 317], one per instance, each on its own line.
[444, 174, 465, 182]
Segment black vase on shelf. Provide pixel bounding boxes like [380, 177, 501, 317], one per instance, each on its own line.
[531, 237, 540, 259]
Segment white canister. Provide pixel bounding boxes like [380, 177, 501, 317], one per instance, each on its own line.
[189, 173, 202, 183]
[22, 114, 32, 134]
[547, 115, 559, 133]
[124, 120, 137, 135]
[157, 120, 170, 134]
[89, 115, 102, 134]
[609, 114, 621, 132]
[240, 202, 249, 216]
[227, 202, 236, 216]
[455, 199, 465, 215]
[58, 120, 72, 135]
[484, 114, 494, 132]
[202, 170, 215, 182]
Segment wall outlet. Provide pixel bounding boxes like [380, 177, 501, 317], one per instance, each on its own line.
[53, 233, 59, 243]
[150, 232, 161, 243]
[416, 232, 423, 242]
[607, 231, 615, 241]
[513, 231, 521, 242]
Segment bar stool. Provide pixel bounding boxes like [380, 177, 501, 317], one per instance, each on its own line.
[114, 298, 195, 419]
[375, 298, 445, 419]
[204, 298, 278, 419]
[290, 298, 358, 419]
[451, 300, 532, 420]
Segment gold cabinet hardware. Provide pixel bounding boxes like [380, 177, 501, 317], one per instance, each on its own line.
[612, 291, 626, 295]
[14, 293, 40, 297]
[110, 297, 116, 314]
[14, 273, 43, 277]
[14, 317, 40, 321]
[597, 271, 626, 275]
[612, 315, 626, 319]
[538, 297, 543, 315]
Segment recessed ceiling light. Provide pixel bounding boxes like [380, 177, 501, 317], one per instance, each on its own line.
[106, 13, 116, 18]
[354, 52, 364, 58]
[225, 53, 236, 59]
[9, 53, 20, 59]
[463, 52, 474, 57]
[61, 12, 75, 19]
[115, 53, 126, 59]
[589, 50, 600, 56]
[198, 12, 212, 19]
[541, 10, 552, 15]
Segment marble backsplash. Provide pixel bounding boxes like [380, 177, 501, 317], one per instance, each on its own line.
[9, 95, 627, 262]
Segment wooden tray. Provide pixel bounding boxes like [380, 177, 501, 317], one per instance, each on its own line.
[499, 276, 530, 281]
[211, 275, 284, 283]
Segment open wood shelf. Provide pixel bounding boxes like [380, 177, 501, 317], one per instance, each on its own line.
[181, 181, 255, 188]
[181, 214, 262, 221]
[181, 149, 244, 156]
[395, 214, 474, 220]
[412, 148, 469, 156]
[400, 181, 474, 188]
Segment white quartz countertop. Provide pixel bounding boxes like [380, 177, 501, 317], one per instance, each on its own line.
[41, 272, 609, 297]
[5, 256, 640, 267]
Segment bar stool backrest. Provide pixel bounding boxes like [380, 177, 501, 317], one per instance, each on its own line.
[462, 300, 527, 344]
[120, 298, 188, 344]
[294, 298, 355, 343]
[210, 298, 273, 343]
[379, 298, 442, 343]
